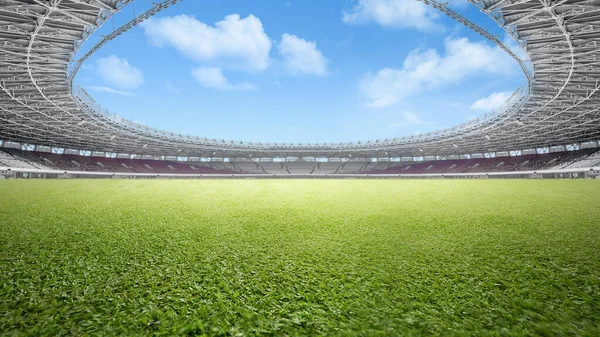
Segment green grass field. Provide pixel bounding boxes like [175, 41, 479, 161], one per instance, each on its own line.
[1, 180, 599, 336]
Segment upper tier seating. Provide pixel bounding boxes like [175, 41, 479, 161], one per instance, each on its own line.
[362, 149, 600, 175]
[560, 149, 600, 169]
[3, 149, 236, 174]
[0, 149, 52, 170]
[311, 162, 342, 174]
[2, 148, 599, 175]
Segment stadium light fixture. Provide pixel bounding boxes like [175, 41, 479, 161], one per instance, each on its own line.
[453, 144, 458, 148]
[110, 135, 116, 140]
[77, 120, 86, 126]
[485, 135, 491, 140]
[516, 119, 524, 126]
[143, 144, 148, 148]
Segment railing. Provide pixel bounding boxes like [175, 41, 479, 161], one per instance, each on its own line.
[1, 166, 598, 180]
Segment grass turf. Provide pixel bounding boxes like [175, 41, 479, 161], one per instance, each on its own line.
[0, 179, 599, 336]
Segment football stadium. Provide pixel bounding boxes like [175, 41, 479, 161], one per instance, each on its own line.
[1, 0, 599, 335]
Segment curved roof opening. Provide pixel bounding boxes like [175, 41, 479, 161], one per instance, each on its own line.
[72, 0, 528, 144]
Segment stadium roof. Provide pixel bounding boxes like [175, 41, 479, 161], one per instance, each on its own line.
[0, 0, 599, 158]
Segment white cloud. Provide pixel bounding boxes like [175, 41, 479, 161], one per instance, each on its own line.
[165, 81, 182, 95]
[143, 14, 271, 72]
[95, 55, 144, 90]
[360, 37, 516, 108]
[470, 91, 512, 111]
[192, 67, 256, 91]
[279, 33, 328, 76]
[386, 111, 434, 128]
[89, 86, 137, 97]
[343, 0, 441, 31]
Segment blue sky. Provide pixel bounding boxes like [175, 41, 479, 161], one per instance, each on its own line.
[75, 0, 526, 143]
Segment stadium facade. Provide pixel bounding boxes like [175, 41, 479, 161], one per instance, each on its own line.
[0, 0, 599, 177]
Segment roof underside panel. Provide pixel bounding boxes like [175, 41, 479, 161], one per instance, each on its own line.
[0, 0, 599, 157]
